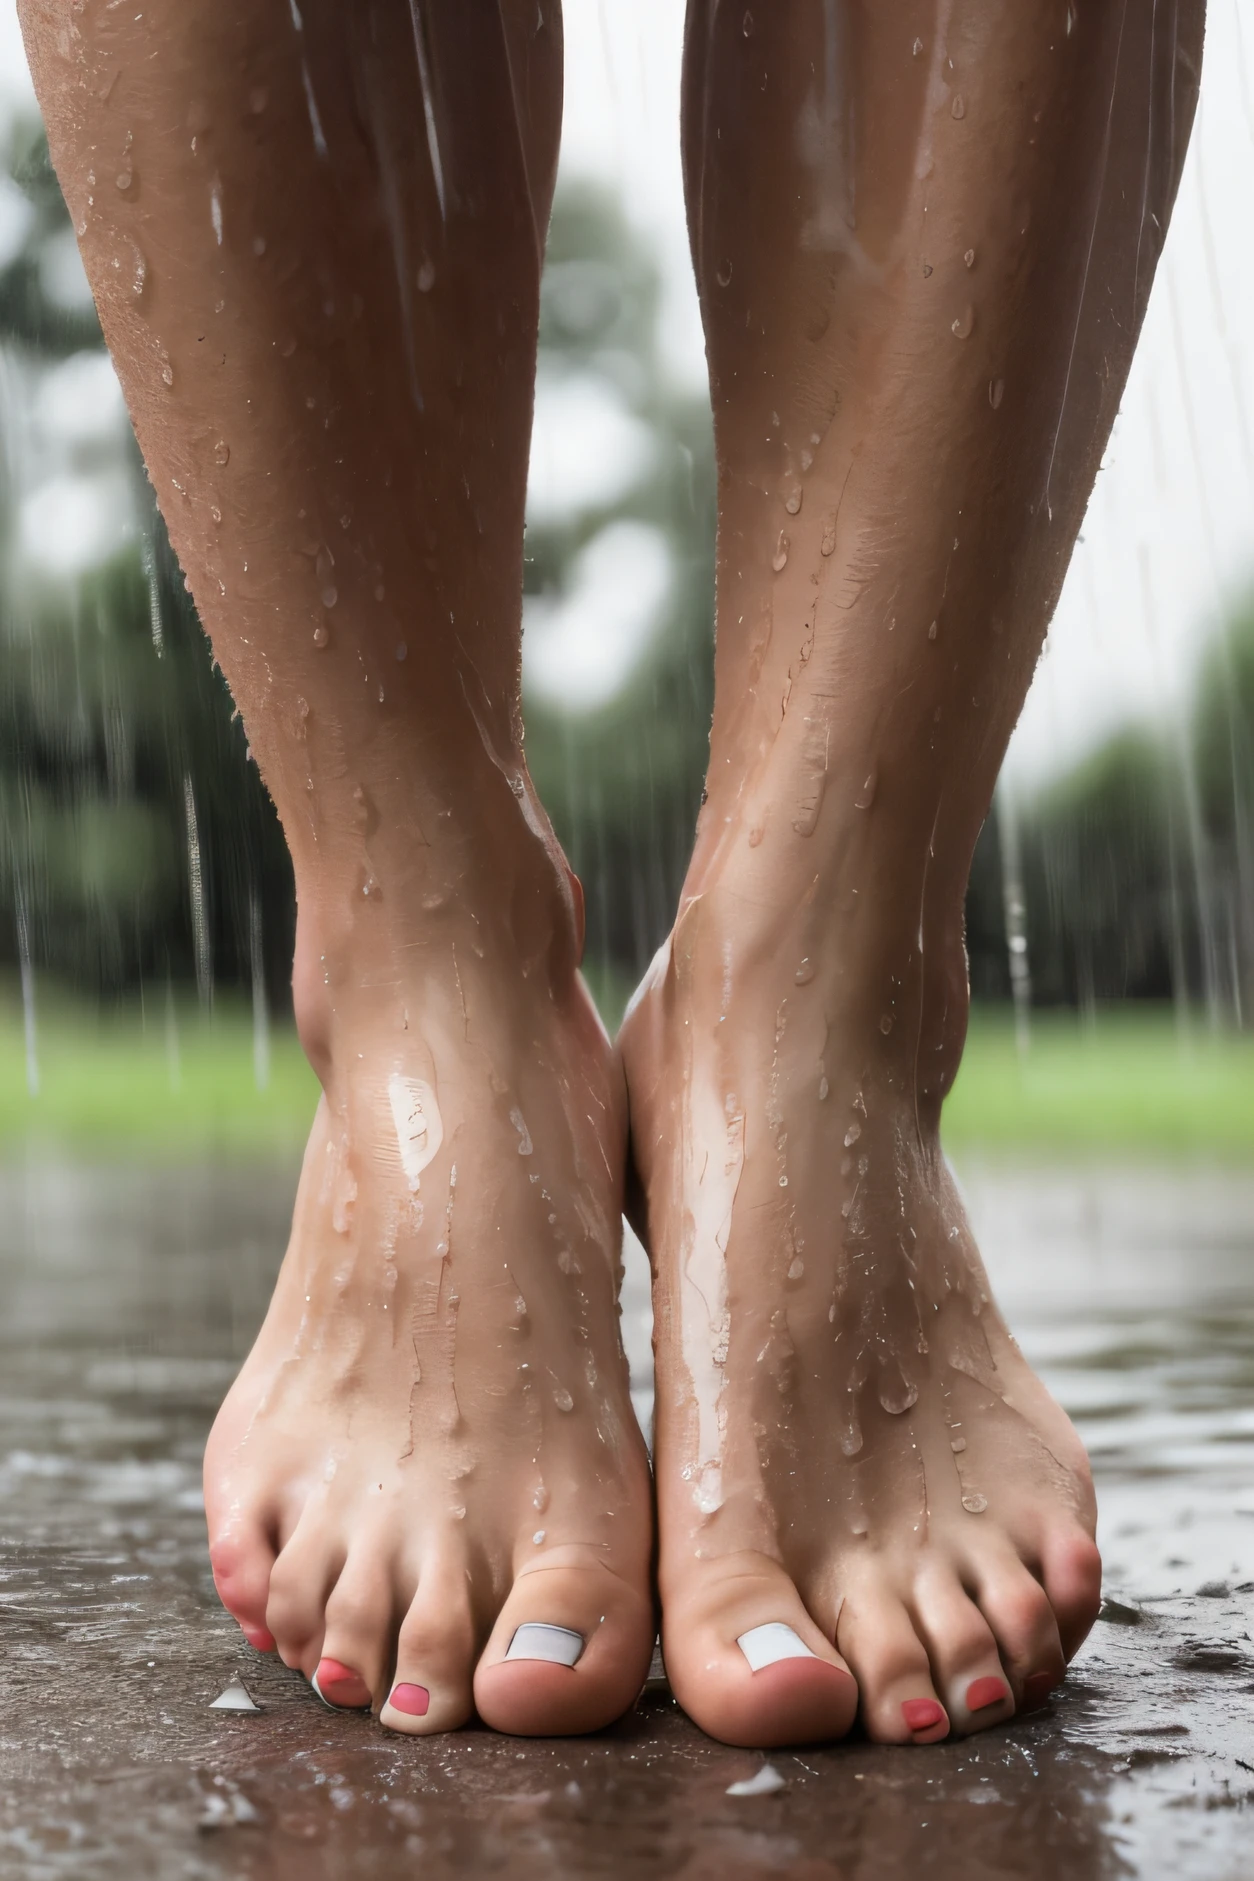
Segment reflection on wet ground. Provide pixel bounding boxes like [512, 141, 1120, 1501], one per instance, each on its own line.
[1, 1160, 1251, 1879]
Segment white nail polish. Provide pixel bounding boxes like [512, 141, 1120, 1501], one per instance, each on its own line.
[737, 1622, 818, 1672]
[504, 1622, 585, 1667]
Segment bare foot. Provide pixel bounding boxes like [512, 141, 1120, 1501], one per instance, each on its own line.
[205, 878, 654, 1738]
[621, 873, 1100, 1750]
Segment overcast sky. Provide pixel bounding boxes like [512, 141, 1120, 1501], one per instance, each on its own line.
[4, 1, 1252, 785]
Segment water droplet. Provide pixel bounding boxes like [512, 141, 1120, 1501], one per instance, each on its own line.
[964, 247, 976, 268]
[210, 181, 223, 245]
[532, 1530, 546, 1546]
[879, 1381, 918, 1415]
[1066, 1, 1076, 33]
[716, 259, 733, 288]
[879, 1014, 894, 1035]
[912, 35, 924, 56]
[747, 824, 764, 847]
[213, 440, 230, 466]
[320, 585, 338, 608]
[989, 377, 1005, 410]
[313, 625, 329, 648]
[818, 1076, 829, 1100]
[129, 245, 146, 296]
[395, 641, 407, 662]
[854, 771, 877, 809]
[794, 958, 814, 985]
[950, 1436, 967, 1453]
[161, 363, 174, 387]
[533, 1485, 549, 1513]
[209, 504, 222, 524]
[115, 164, 132, 191]
[951, 94, 965, 119]
[778, 1174, 788, 1188]
[962, 1493, 988, 1514]
[921, 262, 933, 277]
[75, 217, 87, 237]
[928, 620, 939, 640]
[742, 8, 754, 33]
[553, 1387, 574, 1413]
[951, 305, 974, 339]
[821, 519, 837, 555]
[843, 1123, 862, 1147]
[772, 532, 789, 572]
[783, 483, 803, 516]
[787, 1256, 804, 1280]
[417, 256, 435, 292]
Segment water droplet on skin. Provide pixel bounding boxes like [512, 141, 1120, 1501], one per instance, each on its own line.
[417, 257, 435, 292]
[951, 94, 965, 119]
[742, 8, 754, 33]
[75, 218, 87, 237]
[772, 532, 789, 572]
[989, 377, 1005, 409]
[553, 1387, 574, 1413]
[879, 1381, 919, 1415]
[928, 620, 939, 640]
[533, 1485, 549, 1513]
[209, 504, 222, 524]
[320, 585, 338, 608]
[880, 1014, 894, 1035]
[854, 771, 876, 809]
[843, 1123, 862, 1147]
[821, 520, 837, 555]
[532, 1530, 546, 1545]
[213, 440, 230, 466]
[794, 958, 814, 985]
[951, 305, 974, 339]
[160, 363, 174, 387]
[950, 1436, 967, 1453]
[116, 165, 132, 190]
[912, 35, 924, 56]
[787, 1257, 804, 1280]
[851, 1517, 869, 1536]
[922, 262, 933, 277]
[962, 1494, 988, 1514]
[783, 483, 803, 516]
[451, 1505, 467, 1520]
[716, 259, 733, 288]
[1066, 1, 1077, 33]
[778, 1174, 788, 1188]
[748, 824, 764, 847]
[964, 248, 977, 270]
[818, 1076, 829, 1100]
[210, 182, 223, 244]
[313, 625, 329, 649]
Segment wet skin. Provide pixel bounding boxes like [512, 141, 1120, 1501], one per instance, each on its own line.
[19, 0, 1203, 1748]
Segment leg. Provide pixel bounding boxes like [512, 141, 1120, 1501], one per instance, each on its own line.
[21, 0, 653, 1735]
[623, 0, 1203, 1747]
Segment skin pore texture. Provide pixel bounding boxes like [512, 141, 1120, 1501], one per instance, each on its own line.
[619, 0, 1204, 1748]
[21, 0, 1204, 1751]
[19, 0, 654, 1737]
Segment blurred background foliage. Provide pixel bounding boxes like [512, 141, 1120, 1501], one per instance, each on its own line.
[0, 111, 1251, 1044]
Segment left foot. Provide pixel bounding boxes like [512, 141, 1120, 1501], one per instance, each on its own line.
[621, 866, 1101, 1749]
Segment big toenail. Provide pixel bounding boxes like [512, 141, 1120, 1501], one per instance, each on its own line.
[388, 1682, 430, 1716]
[311, 1658, 372, 1709]
[966, 1676, 1009, 1712]
[736, 1623, 818, 1672]
[902, 1698, 946, 1733]
[1022, 1671, 1057, 1710]
[504, 1623, 584, 1667]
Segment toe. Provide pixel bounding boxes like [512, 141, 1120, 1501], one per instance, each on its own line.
[208, 1520, 278, 1654]
[836, 1583, 949, 1745]
[1041, 1528, 1103, 1661]
[379, 1560, 477, 1736]
[913, 1571, 1014, 1736]
[264, 1519, 343, 1675]
[314, 1545, 399, 1709]
[475, 1553, 653, 1737]
[663, 1555, 857, 1749]
[973, 1555, 1064, 1709]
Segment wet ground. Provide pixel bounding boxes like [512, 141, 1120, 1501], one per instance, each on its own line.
[1, 1158, 1252, 1880]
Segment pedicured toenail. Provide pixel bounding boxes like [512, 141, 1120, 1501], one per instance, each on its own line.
[387, 1682, 430, 1716]
[902, 1698, 946, 1733]
[965, 1676, 1009, 1712]
[311, 1658, 372, 1709]
[504, 1623, 584, 1667]
[736, 1623, 818, 1672]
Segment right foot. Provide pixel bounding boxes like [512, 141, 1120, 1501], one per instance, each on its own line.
[204, 840, 654, 1738]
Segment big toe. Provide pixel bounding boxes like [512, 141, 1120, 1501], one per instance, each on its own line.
[663, 1556, 857, 1748]
[474, 1554, 654, 1737]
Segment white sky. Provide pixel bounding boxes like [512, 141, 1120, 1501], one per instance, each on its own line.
[4, 0, 1252, 783]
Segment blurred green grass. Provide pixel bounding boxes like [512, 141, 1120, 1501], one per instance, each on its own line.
[1, 987, 1251, 1159]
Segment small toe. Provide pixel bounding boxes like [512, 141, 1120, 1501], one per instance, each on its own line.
[474, 1554, 653, 1737]
[1041, 1528, 1103, 1661]
[208, 1519, 278, 1653]
[315, 1546, 399, 1708]
[379, 1562, 476, 1736]
[913, 1573, 1014, 1736]
[663, 1556, 857, 1749]
[264, 1519, 343, 1673]
[973, 1556, 1064, 1706]
[837, 1584, 949, 1745]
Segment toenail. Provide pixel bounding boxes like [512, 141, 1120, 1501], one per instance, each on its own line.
[965, 1675, 1010, 1712]
[1022, 1671, 1057, 1710]
[736, 1623, 818, 1672]
[504, 1623, 584, 1667]
[902, 1697, 946, 1733]
[311, 1658, 372, 1709]
[387, 1682, 430, 1717]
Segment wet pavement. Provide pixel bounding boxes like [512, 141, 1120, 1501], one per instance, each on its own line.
[1, 1159, 1252, 1879]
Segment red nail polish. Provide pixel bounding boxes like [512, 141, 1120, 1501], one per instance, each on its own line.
[241, 1623, 276, 1652]
[902, 1697, 946, 1733]
[1022, 1671, 1057, 1710]
[966, 1675, 1009, 1712]
[314, 1658, 371, 1706]
[389, 1682, 430, 1717]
